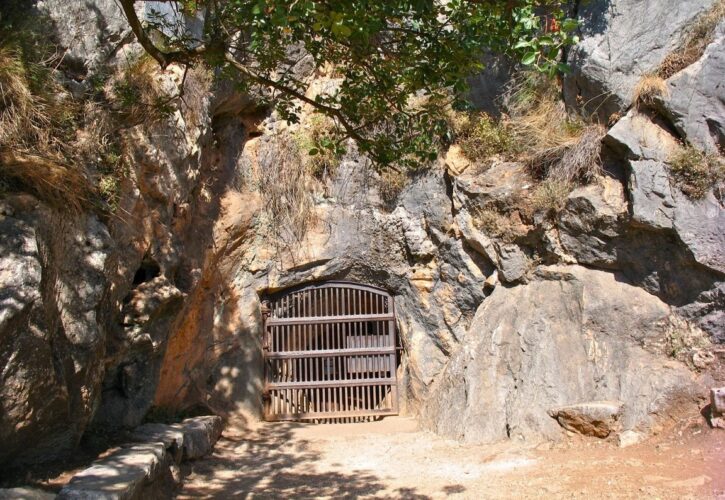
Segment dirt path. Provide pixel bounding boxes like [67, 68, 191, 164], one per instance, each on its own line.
[178, 417, 725, 499]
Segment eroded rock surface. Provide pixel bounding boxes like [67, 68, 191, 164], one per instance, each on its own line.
[421, 266, 703, 444]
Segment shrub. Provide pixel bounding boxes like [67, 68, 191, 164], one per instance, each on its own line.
[632, 74, 668, 108]
[450, 111, 514, 161]
[668, 145, 725, 199]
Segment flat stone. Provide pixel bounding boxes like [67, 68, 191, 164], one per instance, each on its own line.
[58, 443, 169, 500]
[548, 401, 625, 438]
[129, 423, 186, 463]
[172, 416, 224, 460]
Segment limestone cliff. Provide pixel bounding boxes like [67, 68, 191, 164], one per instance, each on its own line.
[0, 0, 723, 470]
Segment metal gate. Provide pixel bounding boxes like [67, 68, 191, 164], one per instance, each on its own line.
[262, 281, 398, 421]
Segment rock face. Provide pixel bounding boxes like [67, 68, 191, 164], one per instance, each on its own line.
[564, 0, 715, 120]
[420, 266, 702, 444]
[0, 202, 112, 466]
[1, 0, 724, 470]
[663, 26, 725, 153]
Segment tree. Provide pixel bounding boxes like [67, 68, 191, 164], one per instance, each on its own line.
[119, 0, 578, 169]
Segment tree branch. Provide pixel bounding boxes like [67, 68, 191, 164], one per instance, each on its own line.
[117, 0, 205, 68]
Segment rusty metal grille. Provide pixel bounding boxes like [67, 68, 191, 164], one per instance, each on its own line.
[262, 282, 398, 421]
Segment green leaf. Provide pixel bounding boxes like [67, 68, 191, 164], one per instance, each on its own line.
[308, 148, 319, 156]
[521, 52, 537, 65]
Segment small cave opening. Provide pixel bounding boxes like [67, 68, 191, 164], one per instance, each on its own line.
[260, 281, 402, 423]
[132, 256, 161, 286]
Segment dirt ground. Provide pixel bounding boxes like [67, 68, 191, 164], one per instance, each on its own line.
[177, 417, 725, 499]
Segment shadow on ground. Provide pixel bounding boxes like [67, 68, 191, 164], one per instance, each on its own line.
[177, 423, 436, 499]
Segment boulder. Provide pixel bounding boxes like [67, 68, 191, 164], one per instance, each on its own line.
[421, 265, 701, 444]
[557, 177, 628, 266]
[37, 0, 135, 71]
[663, 28, 725, 153]
[0, 202, 112, 467]
[548, 401, 624, 438]
[564, 0, 714, 120]
[604, 111, 681, 162]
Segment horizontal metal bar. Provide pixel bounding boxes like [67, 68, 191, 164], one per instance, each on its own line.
[266, 378, 396, 390]
[266, 313, 394, 325]
[265, 347, 395, 359]
[266, 408, 398, 421]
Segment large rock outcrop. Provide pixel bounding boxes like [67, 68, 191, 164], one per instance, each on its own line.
[1, 0, 723, 473]
[421, 265, 703, 443]
[564, 0, 715, 120]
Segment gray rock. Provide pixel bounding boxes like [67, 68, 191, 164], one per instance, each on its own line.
[172, 416, 224, 460]
[548, 401, 624, 438]
[58, 443, 173, 500]
[37, 0, 135, 70]
[558, 178, 628, 266]
[564, 0, 714, 120]
[421, 265, 701, 444]
[0, 204, 112, 467]
[0, 487, 55, 499]
[628, 160, 676, 230]
[712, 387, 725, 416]
[663, 28, 725, 153]
[672, 189, 725, 274]
[604, 110, 681, 162]
[129, 423, 186, 463]
[618, 430, 644, 448]
[497, 244, 529, 283]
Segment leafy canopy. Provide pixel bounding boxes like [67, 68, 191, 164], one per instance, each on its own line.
[120, 0, 578, 169]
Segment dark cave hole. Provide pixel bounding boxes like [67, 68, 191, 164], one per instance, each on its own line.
[132, 257, 161, 286]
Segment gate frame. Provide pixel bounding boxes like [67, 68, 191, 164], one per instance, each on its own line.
[261, 280, 399, 421]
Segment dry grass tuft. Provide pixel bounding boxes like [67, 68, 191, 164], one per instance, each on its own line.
[378, 168, 408, 205]
[0, 46, 92, 211]
[256, 133, 315, 242]
[668, 144, 725, 199]
[295, 114, 342, 179]
[472, 207, 519, 243]
[530, 178, 573, 215]
[505, 73, 604, 184]
[632, 74, 669, 108]
[112, 54, 173, 125]
[658, 0, 725, 79]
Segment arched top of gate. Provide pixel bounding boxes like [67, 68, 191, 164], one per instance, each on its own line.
[265, 281, 394, 320]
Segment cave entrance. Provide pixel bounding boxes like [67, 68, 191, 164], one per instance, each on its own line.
[261, 281, 399, 422]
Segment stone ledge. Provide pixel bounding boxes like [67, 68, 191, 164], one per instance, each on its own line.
[58, 416, 223, 499]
